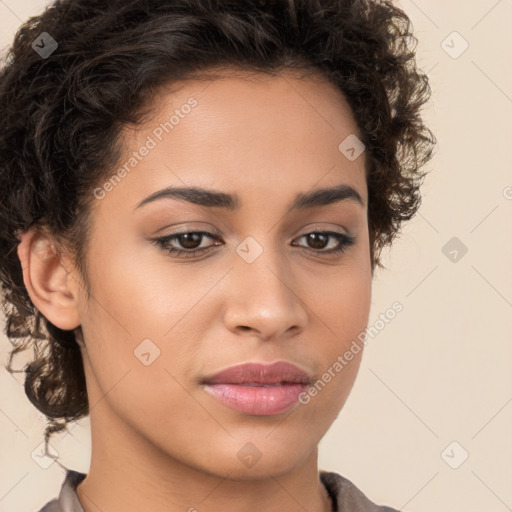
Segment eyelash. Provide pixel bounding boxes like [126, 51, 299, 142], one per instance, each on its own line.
[151, 230, 355, 259]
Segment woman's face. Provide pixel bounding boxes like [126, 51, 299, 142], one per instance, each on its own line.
[70, 68, 372, 478]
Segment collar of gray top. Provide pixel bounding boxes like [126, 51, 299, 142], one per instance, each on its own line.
[39, 468, 401, 512]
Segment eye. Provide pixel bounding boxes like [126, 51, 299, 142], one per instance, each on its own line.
[151, 230, 355, 259]
[292, 231, 355, 254]
[152, 231, 222, 259]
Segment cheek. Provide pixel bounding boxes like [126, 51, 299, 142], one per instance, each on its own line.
[308, 258, 372, 343]
[304, 258, 371, 408]
[77, 240, 209, 404]
[79, 307, 190, 436]
[316, 280, 369, 387]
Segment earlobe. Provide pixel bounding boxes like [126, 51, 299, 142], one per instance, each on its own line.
[16, 227, 81, 331]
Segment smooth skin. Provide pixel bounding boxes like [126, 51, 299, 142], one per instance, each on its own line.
[17, 67, 372, 512]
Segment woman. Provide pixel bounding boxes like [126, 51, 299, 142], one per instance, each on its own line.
[0, 0, 435, 510]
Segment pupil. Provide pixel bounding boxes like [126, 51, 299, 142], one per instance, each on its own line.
[308, 233, 327, 249]
[180, 233, 201, 249]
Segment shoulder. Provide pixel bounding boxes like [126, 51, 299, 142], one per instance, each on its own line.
[38, 499, 61, 512]
[320, 470, 401, 512]
[36, 469, 87, 512]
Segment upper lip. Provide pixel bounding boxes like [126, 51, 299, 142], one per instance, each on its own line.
[202, 361, 313, 386]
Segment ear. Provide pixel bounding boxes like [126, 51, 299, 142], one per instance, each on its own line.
[16, 227, 81, 331]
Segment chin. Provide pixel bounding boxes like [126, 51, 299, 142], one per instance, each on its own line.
[205, 437, 315, 480]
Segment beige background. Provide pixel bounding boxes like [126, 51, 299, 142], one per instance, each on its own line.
[1, 1, 511, 511]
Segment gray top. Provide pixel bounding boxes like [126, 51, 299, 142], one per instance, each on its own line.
[38, 469, 401, 512]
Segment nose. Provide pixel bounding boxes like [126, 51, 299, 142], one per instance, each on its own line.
[222, 244, 308, 340]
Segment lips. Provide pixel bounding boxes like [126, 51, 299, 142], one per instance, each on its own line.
[202, 361, 313, 386]
[202, 361, 314, 415]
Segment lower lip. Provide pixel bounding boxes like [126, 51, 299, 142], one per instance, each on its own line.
[204, 383, 308, 415]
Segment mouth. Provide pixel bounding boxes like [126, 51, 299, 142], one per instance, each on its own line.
[201, 361, 313, 415]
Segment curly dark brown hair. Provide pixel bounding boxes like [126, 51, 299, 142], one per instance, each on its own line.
[0, 0, 435, 450]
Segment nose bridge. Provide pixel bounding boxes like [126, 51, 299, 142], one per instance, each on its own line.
[238, 234, 290, 299]
[224, 233, 308, 338]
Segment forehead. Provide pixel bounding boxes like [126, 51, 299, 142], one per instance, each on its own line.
[144, 66, 362, 147]
[99, 67, 367, 214]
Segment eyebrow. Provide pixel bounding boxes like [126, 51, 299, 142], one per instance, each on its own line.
[134, 183, 364, 212]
